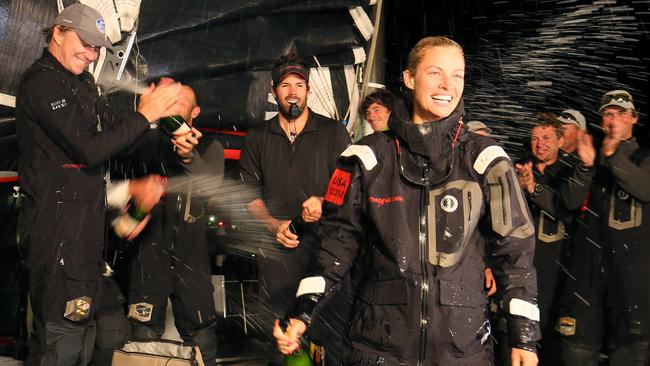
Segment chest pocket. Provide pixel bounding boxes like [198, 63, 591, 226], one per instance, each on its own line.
[537, 211, 566, 243]
[428, 180, 483, 267]
[608, 187, 642, 230]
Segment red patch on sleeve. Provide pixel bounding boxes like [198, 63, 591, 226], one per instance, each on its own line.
[324, 169, 351, 206]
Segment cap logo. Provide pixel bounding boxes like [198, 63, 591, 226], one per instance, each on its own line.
[95, 18, 105, 34]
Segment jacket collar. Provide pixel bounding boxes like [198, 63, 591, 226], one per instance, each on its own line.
[34, 48, 94, 85]
[388, 99, 466, 187]
[388, 99, 465, 161]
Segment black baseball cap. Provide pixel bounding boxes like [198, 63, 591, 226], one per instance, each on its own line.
[271, 62, 309, 86]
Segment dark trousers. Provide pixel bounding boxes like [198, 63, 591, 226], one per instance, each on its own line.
[91, 309, 131, 366]
[559, 304, 649, 366]
[26, 318, 95, 366]
[25, 267, 99, 366]
[128, 208, 218, 364]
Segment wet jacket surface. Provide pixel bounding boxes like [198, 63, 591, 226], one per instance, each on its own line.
[525, 158, 591, 332]
[16, 49, 150, 322]
[564, 138, 650, 345]
[125, 137, 224, 334]
[293, 106, 541, 365]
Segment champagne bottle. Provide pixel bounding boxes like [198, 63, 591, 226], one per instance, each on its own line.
[128, 201, 149, 221]
[284, 349, 313, 366]
[160, 115, 191, 136]
[113, 201, 150, 239]
[288, 215, 308, 238]
[279, 318, 313, 366]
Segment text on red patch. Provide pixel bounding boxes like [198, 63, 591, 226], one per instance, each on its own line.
[324, 169, 351, 206]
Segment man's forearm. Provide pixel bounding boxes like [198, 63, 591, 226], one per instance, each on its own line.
[247, 199, 280, 232]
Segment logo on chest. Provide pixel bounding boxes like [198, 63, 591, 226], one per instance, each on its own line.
[440, 194, 459, 213]
[368, 195, 404, 208]
[51, 98, 68, 110]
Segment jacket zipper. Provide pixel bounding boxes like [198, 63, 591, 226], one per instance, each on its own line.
[418, 163, 431, 366]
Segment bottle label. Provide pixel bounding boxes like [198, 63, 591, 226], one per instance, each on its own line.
[172, 122, 191, 136]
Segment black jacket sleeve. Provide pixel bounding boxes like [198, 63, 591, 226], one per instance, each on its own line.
[559, 154, 595, 211]
[289, 157, 364, 325]
[485, 158, 541, 351]
[20, 71, 149, 168]
[602, 140, 650, 202]
[529, 160, 592, 220]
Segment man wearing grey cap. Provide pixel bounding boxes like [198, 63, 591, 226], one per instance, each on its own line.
[16, 3, 184, 365]
[558, 89, 650, 366]
[466, 120, 492, 137]
[556, 109, 586, 154]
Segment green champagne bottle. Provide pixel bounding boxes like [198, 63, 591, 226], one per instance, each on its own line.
[279, 318, 313, 366]
[127, 201, 149, 221]
[113, 201, 150, 239]
[160, 115, 191, 136]
[283, 349, 313, 366]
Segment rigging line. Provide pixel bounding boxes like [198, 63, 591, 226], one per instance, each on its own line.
[311, 55, 340, 120]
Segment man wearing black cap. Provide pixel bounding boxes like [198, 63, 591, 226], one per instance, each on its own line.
[558, 90, 650, 366]
[239, 53, 350, 361]
[16, 3, 182, 365]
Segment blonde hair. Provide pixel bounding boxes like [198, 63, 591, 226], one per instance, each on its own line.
[406, 36, 464, 74]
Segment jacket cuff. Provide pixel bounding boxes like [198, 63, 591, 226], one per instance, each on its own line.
[286, 293, 322, 327]
[507, 316, 541, 353]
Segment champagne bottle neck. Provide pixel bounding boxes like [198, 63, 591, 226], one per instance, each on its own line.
[160, 115, 191, 135]
[128, 203, 149, 221]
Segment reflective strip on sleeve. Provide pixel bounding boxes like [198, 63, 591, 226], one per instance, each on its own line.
[296, 276, 326, 297]
[340, 145, 377, 171]
[509, 298, 540, 322]
[473, 145, 510, 174]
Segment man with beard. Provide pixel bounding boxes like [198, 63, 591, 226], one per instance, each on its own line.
[239, 53, 350, 362]
[274, 36, 539, 366]
[514, 115, 594, 364]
